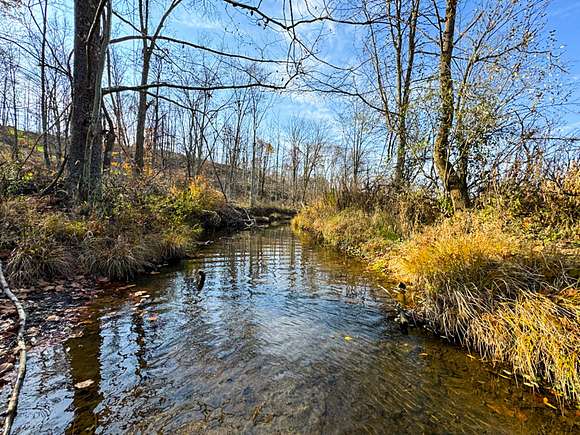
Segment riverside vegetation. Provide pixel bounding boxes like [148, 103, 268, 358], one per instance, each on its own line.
[0, 171, 292, 285]
[292, 166, 580, 407]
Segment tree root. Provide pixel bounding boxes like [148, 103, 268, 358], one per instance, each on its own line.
[0, 261, 27, 435]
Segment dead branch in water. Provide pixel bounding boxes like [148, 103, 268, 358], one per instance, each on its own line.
[0, 261, 27, 435]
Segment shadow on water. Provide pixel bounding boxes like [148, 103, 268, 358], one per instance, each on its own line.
[3, 226, 578, 434]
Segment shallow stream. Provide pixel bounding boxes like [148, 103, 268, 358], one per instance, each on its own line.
[3, 226, 577, 433]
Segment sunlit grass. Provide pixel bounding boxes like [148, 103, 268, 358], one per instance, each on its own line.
[292, 192, 580, 405]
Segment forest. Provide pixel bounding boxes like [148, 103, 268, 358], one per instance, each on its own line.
[0, 0, 579, 433]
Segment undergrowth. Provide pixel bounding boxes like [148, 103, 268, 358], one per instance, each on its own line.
[0, 176, 222, 284]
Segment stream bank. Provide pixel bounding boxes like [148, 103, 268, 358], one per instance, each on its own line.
[0, 202, 294, 402]
[292, 201, 580, 410]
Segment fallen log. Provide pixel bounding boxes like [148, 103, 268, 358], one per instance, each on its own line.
[0, 261, 26, 435]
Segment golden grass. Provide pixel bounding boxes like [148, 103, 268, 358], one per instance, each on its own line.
[7, 231, 71, 285]
[292, 201, 580, 405]
[82, 235, 152, 280]
[151, 224, 201, 261]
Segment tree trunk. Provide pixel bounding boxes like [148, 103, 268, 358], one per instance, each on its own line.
[134, 50, 151, 173]
[68, 0, 100, 197]
[39, 0, 51, 169]
[433, 0, 470, 211]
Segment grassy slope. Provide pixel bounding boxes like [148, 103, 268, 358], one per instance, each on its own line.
[292, 172, 579, 406]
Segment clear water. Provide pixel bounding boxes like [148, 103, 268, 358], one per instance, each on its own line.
[2, 226, 577, 433]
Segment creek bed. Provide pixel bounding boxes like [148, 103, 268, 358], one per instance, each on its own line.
[2, 226, 577, 433]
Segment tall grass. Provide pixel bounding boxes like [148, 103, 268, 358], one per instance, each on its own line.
[292, 175, 580, 405]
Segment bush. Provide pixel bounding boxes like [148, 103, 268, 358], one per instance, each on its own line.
[482, 163, 580, 241]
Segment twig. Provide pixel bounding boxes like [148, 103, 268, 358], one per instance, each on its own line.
[39, 155, 68, 196]
[0, 261, 27, 435]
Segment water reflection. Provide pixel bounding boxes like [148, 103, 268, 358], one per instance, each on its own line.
[3, 226, 577, 433]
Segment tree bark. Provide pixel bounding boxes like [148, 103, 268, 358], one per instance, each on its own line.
[68, 0, 101, 198]
[433, 0, 470, 211]
[134, 51, 150, 173]
[40, 0, 51, 169]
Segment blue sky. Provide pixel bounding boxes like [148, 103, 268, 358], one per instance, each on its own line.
[548, 0, 580, 132]
[168, 0, 580, 136]
[28, 0, 580, 140]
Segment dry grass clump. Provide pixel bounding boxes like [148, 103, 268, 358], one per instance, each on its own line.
[7, 230, 71, 285]
[470, 291, 579, 403]
[391, 212, 519, 289]
[391, 211, 580, 404]
[150, 224, 202, 261]
[1, 198, 75, 284]
[82, 235, 153, 280]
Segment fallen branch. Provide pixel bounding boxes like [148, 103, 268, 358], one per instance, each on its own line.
[0, 261, 27, 435]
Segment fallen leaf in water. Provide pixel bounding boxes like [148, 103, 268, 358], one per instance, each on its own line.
[46, 315, 60, 321]
[74, 379, 94, 389]
[344, 336, 352, 341]
[543, 397, 557, 410]
[419, 353, 428, 356]
[132, 290, 148, 297]
[466, 354, 476, 359]
[147, 314, 158, 322]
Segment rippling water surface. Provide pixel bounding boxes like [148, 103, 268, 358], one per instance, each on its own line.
[5, 226, 577, 433]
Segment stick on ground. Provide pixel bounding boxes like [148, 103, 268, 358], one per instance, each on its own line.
[0, 261, 27, 435]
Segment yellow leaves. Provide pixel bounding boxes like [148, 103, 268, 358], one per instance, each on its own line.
[121, 162, 132, 174]
[344, 336, 352, 341]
